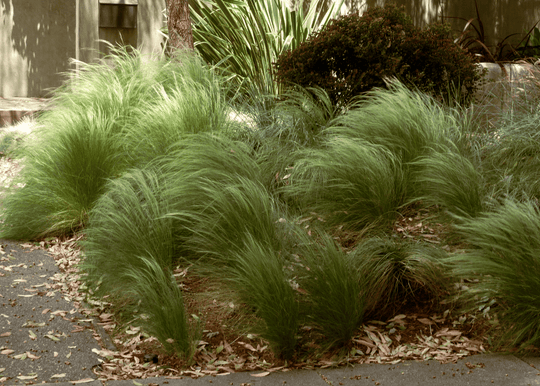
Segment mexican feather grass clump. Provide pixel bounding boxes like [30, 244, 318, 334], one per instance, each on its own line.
[297, 232, 366, 348]
[450, 200, 540, 348]
[80, 133, 299, 359]
[327, 81, 463, 166]
[227, 235, 299, 359]
[124, 255, 199, 360]
[79, 167, 200, 360]
[80, 167, 174, 297]
[11, 36, 540, 361]
[411, 145, 486, 219]
[284, 138, 406, 232]
[0, 47, 229, 240]
[352, 237, 448, 320]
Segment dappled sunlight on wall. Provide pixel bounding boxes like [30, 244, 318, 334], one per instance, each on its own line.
[0, 0, 76, 97]
[289, 0, 540, 47]
[1, 0, 28, 97]
[138, 0, 167, 55]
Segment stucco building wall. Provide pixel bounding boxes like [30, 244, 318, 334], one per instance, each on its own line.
[1, 0, 539, 97]
[1, 0, 166, 97]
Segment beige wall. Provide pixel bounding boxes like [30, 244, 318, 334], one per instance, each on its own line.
[299, 0, 540, 48]
[1, 0, 166, 97]
[391, 0, 540, 48]
[441, 0, 540, 48]
[0, 0, 76, 97]
[2, 0, 538, 97]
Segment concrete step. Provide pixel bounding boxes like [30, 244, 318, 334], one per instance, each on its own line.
[0, 97, 51, 127]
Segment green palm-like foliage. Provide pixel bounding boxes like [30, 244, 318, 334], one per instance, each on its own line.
[189, 0, 345, 97]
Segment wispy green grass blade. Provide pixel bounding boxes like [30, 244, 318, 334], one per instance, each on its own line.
[298, 232, 365, 347]
[352, 237, 448, 320]
[411, 145, 486, 218]
[227, 235, 299, 359]
[0, 47, 230, 240]
[284, 138, 406, 232]
[80, 167, 175, 296]
[0, 111, 123, 239]
[124, 254, 199, 360]
[154, 134, 282, 265]
[481, 116, 540, 201]
[450, 200, 540, 348]
[184, 177, 284, 265]
[327, 81, 461, 165]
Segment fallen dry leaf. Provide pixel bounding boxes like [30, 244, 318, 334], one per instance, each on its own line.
[250, 371, 270, 377]
[71, 378, 95, 384]
[26, 352, 41, 360]
[17, 374, 37, 380]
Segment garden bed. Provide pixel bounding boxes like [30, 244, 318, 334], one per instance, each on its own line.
[2, 46, 540, 381]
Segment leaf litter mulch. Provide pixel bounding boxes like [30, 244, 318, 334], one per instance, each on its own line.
[12, 232, 491, 383]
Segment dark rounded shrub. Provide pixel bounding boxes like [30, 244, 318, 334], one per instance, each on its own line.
[274, 5, 481, 106]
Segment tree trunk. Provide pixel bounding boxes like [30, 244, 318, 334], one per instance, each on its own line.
[167, 0, 194, 51]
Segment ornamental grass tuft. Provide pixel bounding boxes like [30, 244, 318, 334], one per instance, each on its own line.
[450, 200, 540, 348]
[0, 47, 228, 240]
[297, 232, 365, 348]
[411, 145, 486, 219]
[284, 138, 406, 232]
[352, 237, 448, 320]
[226, 235, 299, 359]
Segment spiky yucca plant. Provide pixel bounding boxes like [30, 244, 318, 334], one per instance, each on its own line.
[188, 0, 345, 98]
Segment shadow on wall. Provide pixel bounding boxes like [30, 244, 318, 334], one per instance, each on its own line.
[293, 0, 539, 47]
[1, 0, 76, 97]
[443, 0, 540, 48]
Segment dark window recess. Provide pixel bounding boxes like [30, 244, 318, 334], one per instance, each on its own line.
[99, 3, 137, 29]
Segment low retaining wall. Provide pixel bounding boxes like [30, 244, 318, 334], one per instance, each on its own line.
[475, 62, 540, 114]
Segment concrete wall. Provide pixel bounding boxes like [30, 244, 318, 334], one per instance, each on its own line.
[1, 0, 166, 97]
[2, 0, 538, 97]
[292, 0, 540, 48]
[399, 0, 540, 49]
[0, 0, 76, 97]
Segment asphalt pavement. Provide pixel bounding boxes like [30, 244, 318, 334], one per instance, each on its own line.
[0, 240, 111, 384]
[2, 239, 540, 385]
